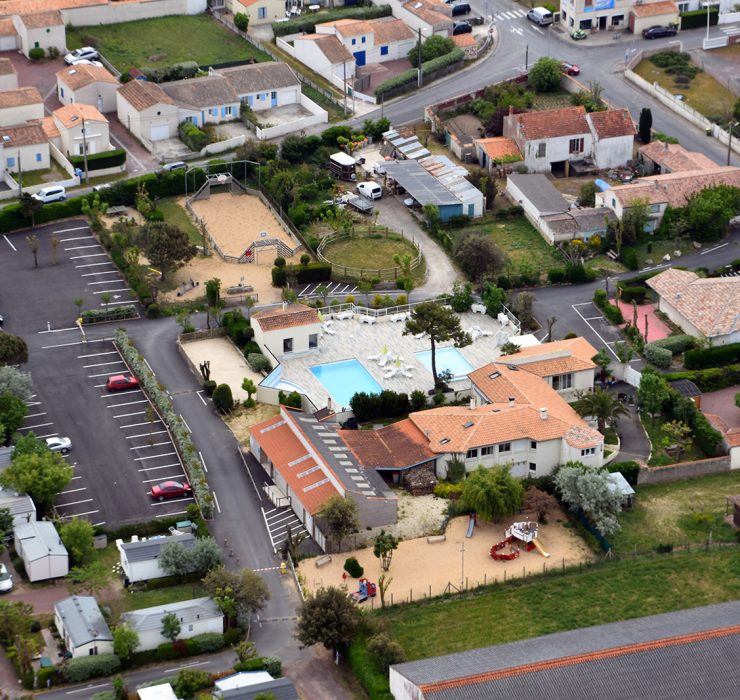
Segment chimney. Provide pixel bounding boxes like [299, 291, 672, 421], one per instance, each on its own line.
[508, 105, 514, 116]
[539, 407, 548, 420]
[663, 141, 669, 151]
[327, 397, 332, 412]
[508, 396, 515, 408]
[469, 396, 477, 410]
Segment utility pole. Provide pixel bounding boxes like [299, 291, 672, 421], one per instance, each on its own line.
[17, 149, 21, 197]
[729, 122, 737, 166]
[525, 45, 529, 71]
[342, 61, 347, 117]
[417, 27, 422, 89]
[81, 117, 89, 184]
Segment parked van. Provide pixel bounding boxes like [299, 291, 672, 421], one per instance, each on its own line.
[357, 182, 382, 200]
[526, 7, 553, 26]
[32, 186, 66, 204]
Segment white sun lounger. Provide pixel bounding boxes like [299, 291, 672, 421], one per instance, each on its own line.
[336, 311, 353, 320]
[323, 323, 336, 335]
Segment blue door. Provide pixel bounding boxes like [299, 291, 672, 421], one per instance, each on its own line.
[353, 50, 366, 67]
[271, 91, 277, 107]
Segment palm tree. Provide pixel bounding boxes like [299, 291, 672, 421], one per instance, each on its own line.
[572, 389, 629, 435]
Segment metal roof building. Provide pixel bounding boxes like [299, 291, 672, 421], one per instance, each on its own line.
[54, 596, 113, 658]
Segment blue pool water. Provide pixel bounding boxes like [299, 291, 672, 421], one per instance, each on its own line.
[310, 359, 382, 408]
[416, 346, 473, 380]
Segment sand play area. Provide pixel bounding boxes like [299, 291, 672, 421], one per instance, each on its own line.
[304, 510, 595, 605]
[190, 192, 303, 261]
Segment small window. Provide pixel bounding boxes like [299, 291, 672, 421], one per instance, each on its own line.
[569, 137, 584, 154]
[352, 38, 357, 45]
[530, 441, 537, 450]
[309, 333, 318, 349]
[536, 142, 546, 158]
[188, 624, 193, 631]
[612, 198, 616, 207]
[271, 91, 277, 99]
[580, 19, 592, 30]
[529, 462, 537, 472]
[283, 338, 293, 353]
[481, 446, 494, 456]
[380, 45, 389, 56]
[612, 14, 624, 25]
[60, 87, 64, 97]
[466, 448, 478, 459]
[552, 373, 573, 390]
[6, 157, 14, 168]
[677, 3, 688, 12]
[258, 6, 267, 18]
[35, 153, 42, 162]
[361, 36, 366, 43]
[581, 447, 596, 457]
[498, 443, 511, 453]
[225, 106, 232, 116]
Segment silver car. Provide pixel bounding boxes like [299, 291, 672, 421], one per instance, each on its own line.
[0, 564, 13, 593]
[46, 436, 72, 455]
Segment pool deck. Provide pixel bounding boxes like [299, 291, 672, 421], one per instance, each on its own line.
[275, 311, 513, 410]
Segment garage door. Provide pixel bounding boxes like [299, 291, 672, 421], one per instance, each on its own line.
[150, 123, 170, 141]
[0, 36, 17, 51]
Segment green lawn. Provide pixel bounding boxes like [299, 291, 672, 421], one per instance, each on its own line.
[302, 85, 345, 122]
[122, 582, 206, 612]
[322, 231, 426, 282]
[67, 15, 270, 73]
[351, 549, 740, 696]
[158, 198, 202, 247]
[610, 471, 740, 553]
[640, 412, 706, 466]
[633, 239, 695, 269]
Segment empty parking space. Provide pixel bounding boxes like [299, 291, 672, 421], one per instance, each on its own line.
[261, 505, 307, 553]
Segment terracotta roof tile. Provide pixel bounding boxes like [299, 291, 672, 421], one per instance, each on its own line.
[117, 79, 175, 112]
[160, 75, 237, 110]
[18, 10, 63, 28]
[0, 87, 42, 109]
[512, 106, 589, 140]
[1, 0, 106, 13]
[295, 34, 353, 64]
[474, 137, 521, 161]
[38, 116, 60, 139]
[56, 64, 118, 90]
[0, 122, 46, 146]
[646, 268, 740, 338]
[253, 304, 321, 331]
[0, 19, 16, 36]
[53, 103, 107, 129]
[371, 17, 415, 44]
[341, 420, 435, 471]
[638, 141, 717, 173]
[499, 337, 598, 368]
[631, 0, 679, 17]
[587, 109, 635, 139]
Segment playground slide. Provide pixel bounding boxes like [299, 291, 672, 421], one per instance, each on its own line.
[466, 514, 475, 538]
[533, 539, 550, 558]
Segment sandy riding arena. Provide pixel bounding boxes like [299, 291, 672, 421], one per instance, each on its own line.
[304, 511, 595, 605]
[189, 192, 303, 262]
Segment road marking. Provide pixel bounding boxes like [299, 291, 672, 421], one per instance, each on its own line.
[75, 262, 114, 268]
[120, 420, 163, 429]
[59, 236, 93, 242]
[572, 304, 619, 360]
[55, 498, 93, 507]
[61, 487, 87, 495]
[64, 244, 100, 251]
[101, 300, 137, 307]
[144, 358, 153, 372]
[155, 509, 189, 517]
[238, 449, 262, 501]
[151, 497, 193, 506]
[70, 253, 108, 260]
[38, 327, 77, 334]
[130, 441, 172, 450]
[196, 390, 207, 406]
[199, 451, 208, 472]
[100, 389, 142, 398]
[20, 422, 53, 430]
[167, 660, 211, 673]
[78, 351, 117, 358]
[126, 431, 167, 440]
[69, 509, 99, 518]
[65, 682, 109, 694]
[84, 360, 124, 368]
[87, 279, 127, 285]
[55, 226, 89, 234]
[213, 491, 221, 514]
[3, 235, 16, 251]
[700, 242, 728, 255]
[25, 412, 47, 418]
[134, 451, 177, 461]
[107, 399, 148, 408]
[138, 463, 181, 472]
[81, 270, 118, 277]
[36, 432, 58, 439]
[142, 474, 185, 483]
[584, 316, 603, 321]
[94, 288, 132, 295]
[181, 417, 191, 433]
[531, 25, 543, 34]
[113, 410, 146, 418]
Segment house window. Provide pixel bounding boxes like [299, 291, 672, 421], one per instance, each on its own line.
[569, 137, 584, 154]
[529, 462, 537, 472]
[352, 38, 357, 45]
[309, 333, 318, 348]
[612, 14, 624, 25]
[552, 373, 573, 390]
[380, 45, 389, 56]
[78, 143, 89, 155]
[188, 624, 193, 631]
[271, 91, 277, 100]
[6, 157, 14, 168]
[536, 142, 546, 158]
[677, 2, 689, 11]
[581, 447, 596, 457]
[225, 105, 233, 116]
[185, 115, 194, 123]
[283, 338, 293, 353]
[60, 87, 64, 97]
[481, 446, 494, 456]
[580, 19, 592, 30]
[258, 6, 267, 18]
[649, 203, 661, 213]
[498, 443, 511, 453]
[35, 153, 42, 162]
[530, 440, 537, 450]
[361, 36, 366, 43]
[611, 198, 616, 207]
[466, 448, 478, 459]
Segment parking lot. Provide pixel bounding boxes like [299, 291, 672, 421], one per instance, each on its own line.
[1, 221, 188, 525]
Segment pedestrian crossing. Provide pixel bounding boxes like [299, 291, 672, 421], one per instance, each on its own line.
[496, 8, 527, 21]
[719, 24, 740, 36]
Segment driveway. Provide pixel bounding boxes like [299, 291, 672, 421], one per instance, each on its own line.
[700, 386, 740, 430]
[373, 195, 461, 297]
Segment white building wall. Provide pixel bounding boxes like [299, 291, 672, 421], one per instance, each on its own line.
[2, 142, 50, 173]
[62, 0, 207, 26]
[0, 102, 44, 126]
[228, 0, 284, 25]
[257, 323, 321, 359]
[117, 94, 179, 146]
[23, 553, 68, 582]
[58, 120, 111, 156]
[593, 135, 633, 170]
[14, 20, 65, 59]
[63, 82, 119, 114]
[522, 134, 594, 173]
[135, 616, 223, 651]
[122, 556, 166, 583]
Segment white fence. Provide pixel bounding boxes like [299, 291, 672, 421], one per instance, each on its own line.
[719, 11, 740, 23]
[200, 135, 246, 156]
[254, 94, 328, 141]
[0, 142, 80, 200]
[62, 0, 206, 26]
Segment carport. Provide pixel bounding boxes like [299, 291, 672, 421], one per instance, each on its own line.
[382, 160, 462, 221]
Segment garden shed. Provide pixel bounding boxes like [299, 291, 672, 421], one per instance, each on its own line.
[13, 520, 68, 582]
[606, 471, 635, 508]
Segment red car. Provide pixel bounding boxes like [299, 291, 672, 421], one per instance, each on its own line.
[561, 61, 580, 76]
[151, 480, 192, 501]
[106, 374, 139, 391]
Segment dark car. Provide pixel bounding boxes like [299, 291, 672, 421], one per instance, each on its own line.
[642, 25, 677, 39]
[106, 374, 140, 391]
[452, 20, 472, 35]
[451, 2, 471, 16]
[561, 61, 580, 76]
[151, 480, 192, 501]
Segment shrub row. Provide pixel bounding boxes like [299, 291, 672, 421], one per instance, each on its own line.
[680, 7, 718, 30]
[247, 352, 271, 373]
[619, 286, 646, 303]
[115, 329, 213, 517]
[155, 633, 225, 661]
[644, 342, 672, 369]
[650, 334, 696, 355]
[593, 289, 624, 324]
[69, 148, 126, 171]
[617, 271, 660, 289]
[607, 461, 640, 486]
[62, 654, 120, 683]
[663, 364, 740, 393]
[375, 48, 465, 99]
[142, 60, 199, 83]
[80, 304, 138, 324]
[272, 4, 392, 36]
[350, 390, 409, 422]
[0, 196, 86, 233]
[223, 310, 254, 346]
[233, 656, 282, 676]
[684, 343, 740, 370]
[271, 262, 332, 287]
[179, 121, 211, 152]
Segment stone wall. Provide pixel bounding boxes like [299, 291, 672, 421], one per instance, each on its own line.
[637, 456, 731, 485]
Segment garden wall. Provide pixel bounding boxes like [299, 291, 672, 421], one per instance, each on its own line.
[637, 456, 731, 484]
[63, 0, 206, 27]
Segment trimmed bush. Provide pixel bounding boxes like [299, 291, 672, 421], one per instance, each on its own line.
[375, 48, 464, 99]
[684, 343, 740, 370]
[595, 287, 624, 324]
[680, 6, 717, 29]
[178, 121, 210, 151]
[63, 654, 121, 682]
[212, 384, 234, 413]
[271, 266, 287, 287]
[191, 632, 225, 652]
[651, 334, 696, 355]
[223, 628, 242, 645]
[619, 286, 646, 303]
[547, 268, 566, 284]
[294, 262, 332, 284]
[350, 390, 410, 422]
[433, 481, 464, 499]
[272, 4, 392, 36]
[620, 246, 639, 271]
[344, 556, 364, 578]
[607, 461, 640, 486]
[36, 666, 60, 688]
[69, 148, 126, 171]
[29, 47, 45, 61]
[81, 305, 137, 324]
[247, 353, 271, 373]
[693, 412, 723, 456]
[644, 343, 672, 369]
[264, 656, 282, 677]
[664, 364, 740, 392]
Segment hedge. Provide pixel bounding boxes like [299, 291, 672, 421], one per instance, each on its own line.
[620, 246, 638, 271]
[593, 289, 624, 324]
[663, 364, 740, 393]
[0, 196, 87, 233]
[63, 654, 121, 683]
[247, 352, 271, 373]
[272, 4, 392, 36]
[80, 305, 138, 324]
[271, 262, 331, 287]
[179, 121, 210, 151]
[115, 329, 213, 517]
[650, 334, 696, 355]
[644, 343, 672, 368]
[69, 148, 126, 171]
[155, 633, 225, 661]
[680, 7, 717, 30]
[619, 286, 646, 303]
[350, 390, 410, 422]
[375, 48, 465, 99]
[684, 343, 740, 370]
[617, 271, 660, 289]
[607, 461, 640, 486]
[233, 656, 282, 676]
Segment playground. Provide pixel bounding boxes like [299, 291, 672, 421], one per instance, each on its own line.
[304, 511, 595, 605]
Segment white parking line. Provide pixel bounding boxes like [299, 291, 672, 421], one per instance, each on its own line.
[134, 451, 177, 461]
[94, 288, 133, 295]
[20, 422, 53, 430]
[72, 509, 100, 518]
[55, 226, 89, 234]
[199, 451, 208, 473]
[125, 431, 167, 439]
[25, 412, 47, 418]
[58, 236, 93, 243]
[84, 360, 124, 368]
[78, 351, 118, 358]
[90, 372, 118, 379]
[119, 420, 162, 429]
[213, 491, 221, 514]
[70, 253, 108, 260]
[181, 417, 191, 433]
[81, 270, 118, 277]
[130, 441, 172, 450]
[155, 509, 189, 517]
[100, 389, 141, 398]
[113, 410, 146, 418]
[101, 300, 136, 307]
[61, 487, 87, 495]
[3, 235, 17, 251]
[38, 327, 77, 334]
[36, 433, 58, 439]
[196, 391, 207, 406]
[137, 463, 181, 472]
[56, 498, 93, 507]
[142, 474, 185, 483]
[572, 304, 619, 360]
[107, 399, 148, 408]
[151, 498, 193, 507]
[87, 279, 126, 285]
[64, 245, 100, 251]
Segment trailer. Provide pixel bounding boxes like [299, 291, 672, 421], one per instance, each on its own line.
[342, 193, 374, 214]
[329, 152, 357, 181]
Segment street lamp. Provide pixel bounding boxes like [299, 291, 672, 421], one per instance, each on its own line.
[702, 1, 718, 41]
[728, 121, 738, 166]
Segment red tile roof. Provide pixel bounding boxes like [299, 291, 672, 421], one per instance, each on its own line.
[253, 304, 321, 332]
[474, 137, 521, 161]
[512, 106, 589, 140]
[587, 109, 635, 139]
[341, 420, 435, 471]
[638, 142, 717, 173]
[631, 0, 679, 18]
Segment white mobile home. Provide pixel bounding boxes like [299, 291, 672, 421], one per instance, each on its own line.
[118, 533, 196, 584]
[13, 520, 68, 582]
[54, 596, 113, 658]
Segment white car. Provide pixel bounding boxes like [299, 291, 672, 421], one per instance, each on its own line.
[357, 182, 382, 200]
[46, 436, 72, 455]
[0, 564, 12, 594]
[70, 59, 103, 67]
[32, 186, 66, 204]
[64, 47, 99, 65]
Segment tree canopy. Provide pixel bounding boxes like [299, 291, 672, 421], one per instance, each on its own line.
[295, 586, 359, 653]
[373, 530, 399, 571]
[554, 462, 623, 535]
[683, 185, 740, 242]
[528, 57, 562, 92]
[0, 392, 27, 445]
[0, 366, 33, 403]
[572, 388, 628, 434]
[0, 333, 29, 366]
[0, 448, 72, 512]
[202, 566, 270, 630]
[407, 35, 455, 67]
[141, 222, 196, 281]
[317, 495, 359, 551]
[461, 465, 524, 522]
[60, 517, 95, 566]
[453, 233, 505, 281]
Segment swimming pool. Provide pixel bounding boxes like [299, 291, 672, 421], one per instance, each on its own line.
[416, 346, 474, 380]
[310, 359, 382, 408]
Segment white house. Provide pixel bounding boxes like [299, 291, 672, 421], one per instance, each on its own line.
[13, 520, 68, 582]
[120, 597, 223, 651]
[0, 486, 35, 528]
[160, 75, 240, 127]
[638, 141, 718, 176]
[54, 596, 113, 658]
[118, 533, 196, 584]
[214, 672, 299, 700]
[586, 109, 635, 170]
[52, 103, 112, 157]
[216, 62, 301, 113]
[646, 268, 740, 347]
[56, 64, 120, 114]
[116, 79, 180, 145]
[293, 33, 355, 82]
[137, 684, 179, 700]
[0, 87, 44, 127]
[12, 10, 65, 59]
[0, 57, 18, 91]
[0, 19, 18, 53]
[558, 0, 680, 35]
[228, 0, 285, 26]
[0, 122, 51, 173]
[252, 303, 322, 360]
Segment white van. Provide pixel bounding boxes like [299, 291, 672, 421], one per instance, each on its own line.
[527, 7, 553, 26]
[32, 186, 66, 204]
[357, 182, 382, 200]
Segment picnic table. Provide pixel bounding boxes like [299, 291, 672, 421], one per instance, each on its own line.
[106, 205, 128, 217]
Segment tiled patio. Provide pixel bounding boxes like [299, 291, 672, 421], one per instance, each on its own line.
[615, 300, 671, 343]
[270, 311, 515, 410]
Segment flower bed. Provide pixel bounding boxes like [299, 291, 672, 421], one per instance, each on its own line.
[80, 304, 138, 325]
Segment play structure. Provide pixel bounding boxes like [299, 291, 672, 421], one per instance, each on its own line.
[466, 513, 476, 538]
[490, 521, 550, 561]
[350, 577, 377, 604]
